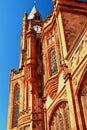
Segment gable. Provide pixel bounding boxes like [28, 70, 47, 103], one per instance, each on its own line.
[62, 11, 86, 51]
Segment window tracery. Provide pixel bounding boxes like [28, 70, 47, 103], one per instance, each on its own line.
[15, 86, 20, 101]
[49, 102, 71, 130]
[13, 85, 20, 128]
[13, 104, 19, 127]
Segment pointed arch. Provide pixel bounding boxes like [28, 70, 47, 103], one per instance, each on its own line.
[14, 83, 20, 102]
[49, 99, 67, 122]
[75, 64, 87, 95]
[49, 100, 71, 130]
[77, 68, 87, 129]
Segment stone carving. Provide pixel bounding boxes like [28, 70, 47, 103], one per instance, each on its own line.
[70, 32, 87, 73]
[18, 114, 31, 125]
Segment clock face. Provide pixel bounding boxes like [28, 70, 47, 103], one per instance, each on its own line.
[33, 25, 41, 33]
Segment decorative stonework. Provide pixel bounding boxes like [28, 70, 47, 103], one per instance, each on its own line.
[45, 74, 58, 99]
[70, 31, 87, 73]
[49, 102, 71, 130]
[62, 12, 86, 51]
[58, 71, 65, 93]
[46, 95, 53, 109]
[58, 90, 67, 99]
[18, 109, 31, 126]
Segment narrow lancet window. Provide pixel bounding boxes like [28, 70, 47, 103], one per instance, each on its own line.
[13, 84, 20, 128]
[50, 48, 58, 75]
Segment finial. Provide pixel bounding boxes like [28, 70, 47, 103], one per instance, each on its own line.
[33, 0, 37, 10]
[34, 0, 36, 6]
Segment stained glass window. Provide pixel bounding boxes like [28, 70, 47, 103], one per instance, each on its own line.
[15, 86, 20, 101]
[64, 106, 70, 130]
[50, 48, 58, 75]
[13, 85, 20, 128]
[13, 104, 19, 127]
[55, 113, 59, 130]
[49, 102, 71, 130]
[59, 113, 64, 130]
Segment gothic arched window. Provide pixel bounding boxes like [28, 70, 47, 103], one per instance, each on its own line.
[15, 86, 20, 101]
[50, 48, 58, 75]
[13, 84, 20, 128]
[78, 72, 87, 129]
[49, 102, 71, 130]
[13, 104, 19, 127]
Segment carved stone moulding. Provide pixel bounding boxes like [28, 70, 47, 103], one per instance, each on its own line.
[45, 75, 58, 99]
[18, 112, 31, 126]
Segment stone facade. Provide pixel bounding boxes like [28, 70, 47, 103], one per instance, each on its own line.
[7, 0, 87, 130]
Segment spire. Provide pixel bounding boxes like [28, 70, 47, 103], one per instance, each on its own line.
[28, 3, 39, 20]
[34, 0, 36, 7]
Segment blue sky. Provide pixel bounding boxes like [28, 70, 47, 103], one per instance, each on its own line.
[0, 0, 52, 130]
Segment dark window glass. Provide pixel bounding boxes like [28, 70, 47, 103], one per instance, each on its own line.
[13, 104, 19, 127]
[35, 15, 37, 20]
[38, 16, 40, 20]
[13, 85, 20, 128]
[50, 48, 58, 75]
[15, 86, 20, 101]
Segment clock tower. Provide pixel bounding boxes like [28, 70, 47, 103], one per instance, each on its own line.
[7, 4, 43, 130]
